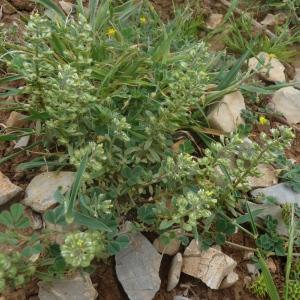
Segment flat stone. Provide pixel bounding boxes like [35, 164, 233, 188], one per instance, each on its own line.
[38, 272, 97, 300]
[115, 232, 162, 300]
[14, 136, 30, 149]
[294, 68, 300, 90]
[207, 91, 245, 133]
[248, 52, 286, 83]
[270, 87, 300, 124]
[206, 14, 223, 29]
[153, 237, 180, 256]
[167, 253, 183, 291]
[247, 164, 278, 188]
[0, 171, 22, 206]
[182, 240, 237, 289]
[6, 111, 28, 128]
[23, 172, 75, 212]
[220, 271, 239, 289]
[251, 183, 300, 205]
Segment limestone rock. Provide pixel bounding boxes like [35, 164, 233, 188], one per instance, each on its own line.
[115, 232, 162, 300]
[59, 1, 73, 14]
[207, 91, 245, 133]
[206, 14, 223, 29]
[248, 52, 286, 83]
[38, 272, 97, 300]
[247, 164, 278, 188]
[270, 87, 300, 124]
[251, 183, 300, 205]
[167, 253, 182, 292]
[182, 239, 237, 289]
[23, 172, 75, 212]
[6, 111, 28, 128]
[153, 237, 180, 256]
[0, 171, 22, 206]
[220, 271, 239, 289]
[261, 13, 285, 26]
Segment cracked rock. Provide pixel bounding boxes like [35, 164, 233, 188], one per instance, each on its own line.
[248, 52, 286, 83]
[23, 172, 75, 212]
[270, 86, 300, 124]
[167, 253, 183, 291]
[0, 171, 22, 206]
[207, 91, 245, 133]
[115, 232, 162, 300]
[182, 239, 237, 289]
[38, 272, 97, 300]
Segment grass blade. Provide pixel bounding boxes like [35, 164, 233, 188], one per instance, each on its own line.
[34, 0, 66, 21]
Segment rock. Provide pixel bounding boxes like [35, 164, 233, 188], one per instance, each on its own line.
[14, 135, 30, 149]
[247, 164, 278, 188]
[251, 183, 300, 205]
[153, 237, 180, 256]
[267, 258, 276, 273]
[206, 14, 223, 29]
[270, 87, 300, 124]
[182, 239, 237, 289]
[115, 232, 162, 300]
[25, 208, 43, 230]
[173, 297, 192, 300]
[261, 13, 285, 26]
[38, 272, 97, 300]
[0, 171, 22, 206]
[294, 68, 300, 90]
[23, 172, 75, 212]
[207, 91, 245, 133]
[247, 201, 288, 236]
[248, 52, 286, 83]
[246, 263, 259, 276]
[59, 1, 73, 14]
[220, 271, 239, 289]
[167, 253, 183, 292]
[243, 251, 255, 261]
[6, 111, 28, 128]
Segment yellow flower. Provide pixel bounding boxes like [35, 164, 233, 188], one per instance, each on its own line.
[259, 115, 268, 125]
[107, 27, 116, 38]
[140, 16, 147, 24]
[269, 53, 277, 59]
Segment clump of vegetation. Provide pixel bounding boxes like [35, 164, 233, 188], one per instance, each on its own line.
[249, 274, 268, 298]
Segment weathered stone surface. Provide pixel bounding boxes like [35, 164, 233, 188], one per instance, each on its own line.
[153, 237, 180, 256]
[173, 297, 191, 300]
[207, 91, 245, 133]
[38, 272, 97, 300]
[115, 232, 162, 300]
[247, 164, 278, 188]
[246, 263, 259, 276]
[251, 183, 300, 205]
[220, 271, 239, 289]
[59, 1, 73, 14]
[248, 52, 286, 83]
[206, 14, 223, 29]
[294, 68, 300, 90]
[6, 111, 28, 128]
[270, 87, 300, 124]
[182, 240, 237, 289]
[14, 136, 30, 149]
[25, 208, 43, 230]
[23, 172, 75, 212]
[0, 171, 22, 206]
[167, 253, 182, 292]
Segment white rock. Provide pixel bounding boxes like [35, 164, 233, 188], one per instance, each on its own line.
[206, 14, 223, 29]
[261, 14, 277, 26]
[167, 253, 183, 292]
[153, 237, 180, 256]
[14, 135, 30, 149]
[270, 87, 300, 124]
[248, 52, 286, 83]
[220, 271, 239, 289]
[38, 272, 97, 300]
[23, 172, 75, 212]
[243, 251, 255, 261]
[247, 164, 278, 188]
[59, 1, 73, 14]
[246, 263, 259, 276]
[207, 91, 245, 133]
[251, 182, 300, 205]
[0, 171, 22, 206]
[294, 68, 300, 90]
[182, 239, 237, 289]
[115, 232, 162, 300]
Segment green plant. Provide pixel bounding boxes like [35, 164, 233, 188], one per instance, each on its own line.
[249, 274, 268, 298]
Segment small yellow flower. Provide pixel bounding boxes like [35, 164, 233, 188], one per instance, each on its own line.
[140, 16, 147, 24]
[107, 27, 116, 38]
[269, 53, 277, 59]
[259, 115, 268, 125]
